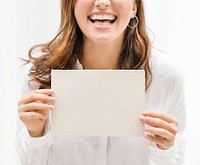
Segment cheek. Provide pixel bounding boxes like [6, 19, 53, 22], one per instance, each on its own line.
[74, 4, 81, 20]
[74, 1, 86, 18]
[74, 2, 90, 26]
[74, 8, 84, 29]
[117, 1, 134, 19]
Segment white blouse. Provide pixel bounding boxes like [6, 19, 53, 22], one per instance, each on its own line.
[16, 50, 186, 165]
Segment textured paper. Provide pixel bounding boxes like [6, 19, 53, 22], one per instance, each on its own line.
[51, 70, 145, 137]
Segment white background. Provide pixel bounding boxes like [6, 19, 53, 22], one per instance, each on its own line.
[0, 0, 200, 164]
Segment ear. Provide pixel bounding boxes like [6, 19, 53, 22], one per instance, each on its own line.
[131, 2, 137, 18]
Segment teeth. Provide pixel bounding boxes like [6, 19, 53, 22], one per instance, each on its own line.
[90, 14, 116, 21]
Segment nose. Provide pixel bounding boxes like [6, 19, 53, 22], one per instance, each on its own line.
[95, 0, 111, 9]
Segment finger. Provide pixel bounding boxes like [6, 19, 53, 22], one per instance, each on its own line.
[22, 89, 54, 99]
[19, 111, 48, 121]
[139, 116, 169, 129]
[32, 89, 54, 95]
[144, 134, 174, 150]
[144, 126, 174, 141]
[18, 93, 55, 105]
[19, 102, 54, 112]
[139, 116, 178, 135]
[142, 111, 178, 125]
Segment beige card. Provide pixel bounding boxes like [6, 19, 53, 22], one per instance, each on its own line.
[51, 70, 145, 137]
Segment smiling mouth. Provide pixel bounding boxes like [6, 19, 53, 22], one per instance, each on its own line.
[89, 14, 117, 24]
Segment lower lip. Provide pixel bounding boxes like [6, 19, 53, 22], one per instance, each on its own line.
[89, 20, 115, 30]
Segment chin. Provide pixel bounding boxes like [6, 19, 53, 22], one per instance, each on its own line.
[90, 34, 118, 43]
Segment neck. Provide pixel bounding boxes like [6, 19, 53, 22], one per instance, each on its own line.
[80, 40, 123, 70]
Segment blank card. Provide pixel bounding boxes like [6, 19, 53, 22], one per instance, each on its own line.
[51, 70, 145, 137]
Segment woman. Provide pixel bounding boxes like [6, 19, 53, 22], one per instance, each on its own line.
[16, 0, 186, 164]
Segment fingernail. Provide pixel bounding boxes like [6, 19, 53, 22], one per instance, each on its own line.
[48, 105, 55, 110]
[144, 134, 149, 138]
[47, 89, 54, 95]
[139, 116, 145, 122]
[49, 97, 55, 101]
[43, 114, 49, 119]
[143, 111, 150, 115]
[144, 126, 150, 131]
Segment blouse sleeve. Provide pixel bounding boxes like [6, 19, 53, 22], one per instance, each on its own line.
[149, 67, 186, 165]
[15, 64, 54, 165]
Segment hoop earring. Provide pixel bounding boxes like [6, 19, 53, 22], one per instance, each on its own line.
[127, 16, 139, 29]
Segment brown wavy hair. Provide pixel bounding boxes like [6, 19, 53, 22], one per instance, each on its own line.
[25, 0, 152, 89]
